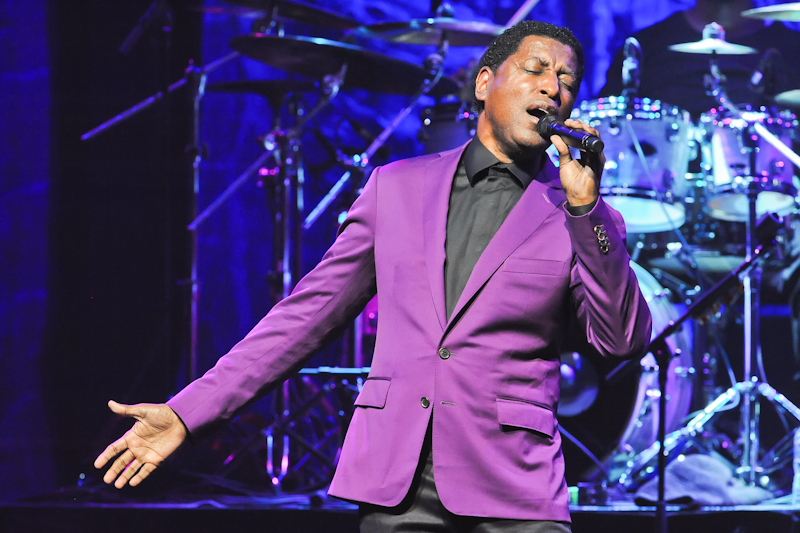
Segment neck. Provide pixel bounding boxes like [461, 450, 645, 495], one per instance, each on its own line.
[475, 119, 546, 176]
[684, 0, 763, 38]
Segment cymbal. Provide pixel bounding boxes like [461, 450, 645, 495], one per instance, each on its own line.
[742, 2, 800, 22]
[206, 80, 320, 99]
[221, 0, 360, 30]
[363, 18, 504, 47]
[776, 89, 800, 108]
[229, 34, 459, 97]
[669, 38, 756, 55]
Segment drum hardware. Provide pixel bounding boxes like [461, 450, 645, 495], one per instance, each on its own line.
[186, 64, 346, 488]
[742, 2, 800, 22]
[302, 38, 452, 231]
[609, 213, 785, 532]
[193, 367, 370, 494]
[80, 51, 241, 385]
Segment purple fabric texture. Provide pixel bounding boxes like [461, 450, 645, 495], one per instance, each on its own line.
[168, 142, 652, 521]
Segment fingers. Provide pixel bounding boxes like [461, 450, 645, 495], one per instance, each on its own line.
[129, 463, 157, 487]
[107, 399, 128, 415]
[94, 436, 127, 469]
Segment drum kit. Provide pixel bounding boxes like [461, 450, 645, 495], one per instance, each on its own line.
[82, 0, 800, 498]
[558, 5, 800, 501]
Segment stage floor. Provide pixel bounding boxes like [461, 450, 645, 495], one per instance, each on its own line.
[3, 494, 799, 533]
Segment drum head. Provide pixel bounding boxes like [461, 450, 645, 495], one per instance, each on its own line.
[559, 261, 694, 484]
[573, 97, 693, 234]
[700, 106, 799, 222]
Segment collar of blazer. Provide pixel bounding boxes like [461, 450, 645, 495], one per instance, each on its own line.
[422, 141, 567, 332]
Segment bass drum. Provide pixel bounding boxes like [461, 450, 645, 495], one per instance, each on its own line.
[559, 261, 694, 485]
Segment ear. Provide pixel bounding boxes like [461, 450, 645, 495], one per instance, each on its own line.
[474, 66, 494, 105]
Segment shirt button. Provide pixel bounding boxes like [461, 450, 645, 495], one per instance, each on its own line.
[438, 347, 451, 360]
[421, 397, 431, 409]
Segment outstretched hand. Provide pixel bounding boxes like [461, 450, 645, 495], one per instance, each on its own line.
[549, 118, 605, 208]
[94, 400, 187, 488]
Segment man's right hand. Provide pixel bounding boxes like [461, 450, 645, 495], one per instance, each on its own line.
[94, 400, 187, 488]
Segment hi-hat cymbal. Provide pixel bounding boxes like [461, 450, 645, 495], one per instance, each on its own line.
[776, 89, 800, 108]
[221, 0, 360, 30]
[229, 34, 459, 97]
[742, 2, 800, 22]
[206, 80, 320, 99]
[669, 38, 757, 55]
[363, 18, 504, 47]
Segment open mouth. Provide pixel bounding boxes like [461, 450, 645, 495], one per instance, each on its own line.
[527, 107, 549, 124]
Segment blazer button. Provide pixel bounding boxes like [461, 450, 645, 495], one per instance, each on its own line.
[421, 397, 431, 409]
[438, 347, 451, 360]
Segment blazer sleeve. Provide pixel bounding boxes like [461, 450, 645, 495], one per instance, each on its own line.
[167, 168, 381, 435]
[563, 197, 652, 359]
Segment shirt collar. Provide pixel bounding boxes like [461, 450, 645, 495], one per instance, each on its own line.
[463, 136, 538, 189]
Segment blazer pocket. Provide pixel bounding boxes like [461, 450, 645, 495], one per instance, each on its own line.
[496, 397, 555, 438]
[502, 258, 567, 276]
[354, 378, 391, 409]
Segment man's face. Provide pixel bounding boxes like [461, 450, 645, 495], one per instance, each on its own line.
[475, 35, 579, 161]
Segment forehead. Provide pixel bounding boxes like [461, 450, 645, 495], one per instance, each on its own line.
[507, 35, 578, 72]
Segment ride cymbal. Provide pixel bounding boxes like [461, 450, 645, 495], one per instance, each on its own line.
[229, 34, 458, 96]
[362, 17, 504, 47]
[742, 2, 800, 22]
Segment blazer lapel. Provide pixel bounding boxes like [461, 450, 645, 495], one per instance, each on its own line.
[445, 155, 566, 333]
[423, 143, 469, 331]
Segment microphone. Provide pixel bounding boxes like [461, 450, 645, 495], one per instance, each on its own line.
[536, 115, 604, 154]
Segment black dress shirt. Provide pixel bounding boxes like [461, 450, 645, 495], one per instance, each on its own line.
[443, 137, 595, 320]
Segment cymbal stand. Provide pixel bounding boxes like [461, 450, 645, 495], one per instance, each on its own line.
[705, 69, 800, 485]
[188, 65, 346, 490]
[302, 39, 449, 230]
[609, 214, 784, 533]
[80, 52, 240, 385]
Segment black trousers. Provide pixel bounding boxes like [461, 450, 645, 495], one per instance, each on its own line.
[358, 424, 572, 533]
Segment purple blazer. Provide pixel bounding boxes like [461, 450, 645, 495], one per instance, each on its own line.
[168, 142, 652, 522]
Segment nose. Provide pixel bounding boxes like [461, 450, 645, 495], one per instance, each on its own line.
[539, 72, 561, 106]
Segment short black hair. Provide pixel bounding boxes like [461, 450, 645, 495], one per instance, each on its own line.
[471, 21, 584, 113]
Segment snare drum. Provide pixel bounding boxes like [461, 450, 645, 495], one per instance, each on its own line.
[573, 97, 693, 234]
[699, 106, 798, 222]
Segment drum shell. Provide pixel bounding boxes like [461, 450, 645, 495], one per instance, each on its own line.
[699, 106, 799, 222]
[573, 97, 694, 234]
[418, 102, 476, 155]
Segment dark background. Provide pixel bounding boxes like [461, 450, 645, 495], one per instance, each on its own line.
[2, 0, 799, 503]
